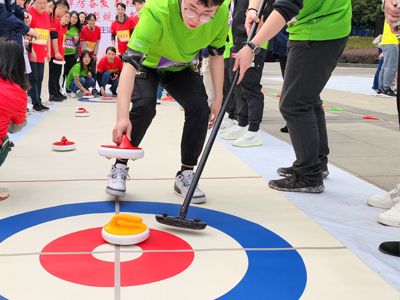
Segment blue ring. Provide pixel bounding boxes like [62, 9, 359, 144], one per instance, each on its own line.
[0, 201, 307, 299]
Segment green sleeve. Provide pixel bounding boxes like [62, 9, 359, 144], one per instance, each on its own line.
[127, 5, 162, 55]
[209, 8, 229, 49]
[71, 64, 80, 78]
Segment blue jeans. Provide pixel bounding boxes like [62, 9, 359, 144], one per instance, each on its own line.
[379, 44, 399, 91]
[69, 77, 95, 93]
[101, 71, 119, 94]
[373, 58, 384, 90]
[157, 84, 163, 99]
[28, 62, 45, 106]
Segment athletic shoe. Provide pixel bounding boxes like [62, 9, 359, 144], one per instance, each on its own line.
[32, 105, 43, 112]
[92, 88, 100, 98]
[220, 125, 248, 140]
[40, 104, 49, 111]
[156, 98, 161, 105]
[379, 241, 400, 257]
[0, 187, 9, 201]
[106, 164, 129, 197]
[383, 89, 396, 97]
[368, 183, 400, 209]
[277, 166, 329, 179]
[220, 116, 235, 131]
[174, 170, 206, 204]
[378, 202, 400, 227]
[232, 131, 263, 147]
[268, 175, 325, 193]
[76, 90, 84, 98]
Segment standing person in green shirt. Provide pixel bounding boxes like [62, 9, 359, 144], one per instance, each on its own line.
[63, 11, 81, 93]
[234, 0, 351, 193]
[106, 0, 228, 204]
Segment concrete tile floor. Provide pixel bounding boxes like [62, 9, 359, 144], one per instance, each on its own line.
[261, 63, 400, 191]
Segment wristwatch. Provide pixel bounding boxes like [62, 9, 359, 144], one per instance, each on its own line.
[246, 41, 260, 55]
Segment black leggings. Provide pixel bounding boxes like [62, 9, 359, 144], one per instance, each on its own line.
[128, 66, 210, 166]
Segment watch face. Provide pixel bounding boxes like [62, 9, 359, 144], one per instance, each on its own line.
[253, 47, 260, 55]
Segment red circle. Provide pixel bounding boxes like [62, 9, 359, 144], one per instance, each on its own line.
[40, 228, 194, 287]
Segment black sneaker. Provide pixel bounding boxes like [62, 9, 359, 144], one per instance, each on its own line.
[40, 104, 49, 111]
[269, 175, 325, 193]
[383, 89, 396, 97]
[49, 95, 63, 102]
[277, 166, 329, 179]
[57, 94, 67, 100]
[92, 88, 100, 98]
[32, 105, 43, 112]
[280, 125, 288, 133]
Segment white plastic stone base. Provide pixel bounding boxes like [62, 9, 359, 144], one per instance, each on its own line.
[75, 112, 90, 117]
[98, 146, 144, 160]
[52, 144, 75, 151]
[82, 95, 94, 99]
[52, 60, 65, 65]
[101, 227, 150, 245]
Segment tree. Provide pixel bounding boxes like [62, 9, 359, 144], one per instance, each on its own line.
[352, 0, 384, 35]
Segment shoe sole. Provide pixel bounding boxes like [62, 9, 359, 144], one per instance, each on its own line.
[277, 170, 329, 179]
[232, 142, 263, 148]
[174, 186, 207, 204]
[106, 187, 126, 197]
[378, 217, 400, 227]
[268, 182, 325, 193]
[367, 200, 394, 210]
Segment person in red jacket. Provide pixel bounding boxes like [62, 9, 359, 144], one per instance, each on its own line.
[96, 46, 123, 96]
[0, 38, 29, 200]
[111, 2, 134, 57]
[48, 0, 69, 102]
[27, 0, 51, 112]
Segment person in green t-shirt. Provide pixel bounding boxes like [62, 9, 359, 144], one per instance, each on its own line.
[66, 50, 95, 97]
[63, 11, 81, 93]
[106, 0, 229, 204]
[234, 0, 351, 193]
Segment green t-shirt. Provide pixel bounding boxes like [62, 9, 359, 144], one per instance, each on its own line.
[127, 0, 229, 71]
[287, 0, 352, 41]
[64, 26, 79, 56]
[66, 63, 89, 89]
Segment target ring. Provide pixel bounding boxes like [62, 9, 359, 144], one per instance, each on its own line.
[0, 201, 307, 299]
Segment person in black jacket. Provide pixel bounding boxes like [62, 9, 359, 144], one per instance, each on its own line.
[0, 0, 36, 44]
[220, 0, 269, 147]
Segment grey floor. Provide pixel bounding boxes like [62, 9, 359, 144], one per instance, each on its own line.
[260, 63, 400, 191]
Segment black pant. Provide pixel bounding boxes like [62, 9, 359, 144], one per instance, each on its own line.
[129, 66, 210, 166]
[28, 62, 45, 106]
[48, 59, 63, 97]
[63, 54, 77, 91]
[280, 37, 348, 181]
[234, 47, 267, 131]
[223, 57, 236, 120]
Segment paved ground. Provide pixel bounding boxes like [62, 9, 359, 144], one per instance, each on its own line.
[260, 63, 400, 191]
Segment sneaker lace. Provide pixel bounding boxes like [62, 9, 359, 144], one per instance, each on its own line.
[111, 166, 130, 181]
[390, 201, 400, 211]
[181, 172, 194, 188]
[388, 184, 400, 199]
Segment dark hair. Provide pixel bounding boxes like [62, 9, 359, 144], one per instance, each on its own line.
[50, 0, 70, 22]
[105, 46, 117, 54]
[0, 38, 29, 91]
[116, 2, 126, 9]
[79, 50, 92, 71]
[197, 0, 224, 7]
[79, 11, 87, 25]
[133, 0, 145, 4]
[86, 13, 97, 21]
[69, 11, 82, 31]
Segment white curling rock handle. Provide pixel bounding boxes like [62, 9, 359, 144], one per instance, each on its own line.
[98, 134, 144, 160]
